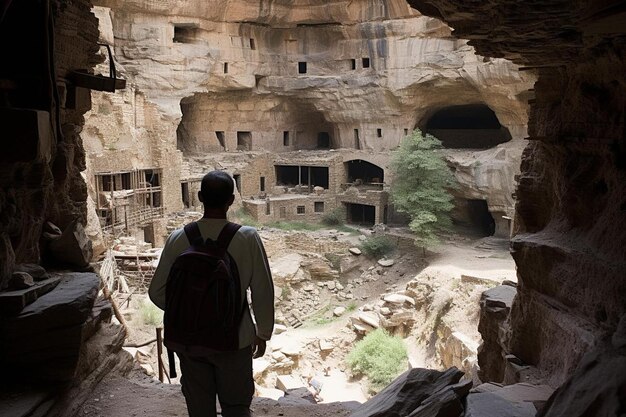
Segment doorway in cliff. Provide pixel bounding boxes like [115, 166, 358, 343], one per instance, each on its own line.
[420, 104, 511, 149]
[345, 203, 376, 226]
[452, 198, 496, 237]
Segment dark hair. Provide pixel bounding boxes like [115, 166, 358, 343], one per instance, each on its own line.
[200, 171, 234, 208]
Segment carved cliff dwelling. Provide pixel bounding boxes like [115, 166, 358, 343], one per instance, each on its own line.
[0, 0, 624, 416]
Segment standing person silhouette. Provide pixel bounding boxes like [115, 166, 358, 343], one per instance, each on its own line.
[149, 170, 274, 417]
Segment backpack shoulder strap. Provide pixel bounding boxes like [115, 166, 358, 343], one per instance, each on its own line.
[216, 222, 242, 251]
[183, 222, 203, 246]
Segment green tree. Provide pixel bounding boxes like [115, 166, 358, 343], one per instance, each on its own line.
[390, 129, 456, 248]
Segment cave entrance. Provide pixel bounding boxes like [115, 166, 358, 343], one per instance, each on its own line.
[453, 198, 496, 237]
[275, 165, 329, 191]
[345, 203, 376, 226]
[237, 131, 252, 151]
[422, 104, 511, 149]
[345, 160, 384, 185]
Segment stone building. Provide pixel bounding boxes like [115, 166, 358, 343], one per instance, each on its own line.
[82, 0, 533, 239]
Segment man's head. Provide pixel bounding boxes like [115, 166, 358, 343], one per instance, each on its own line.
[198, 170, 235, 210]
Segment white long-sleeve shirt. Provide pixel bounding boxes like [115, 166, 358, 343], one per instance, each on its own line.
[149, 218, 275, 347]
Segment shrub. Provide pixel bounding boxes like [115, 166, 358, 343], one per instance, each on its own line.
[321, 207, 346, 226]
[139, 298, 163, 326]
[360, 235, 395, 258]
[347, 329, 408, 392]
[324, 253, 342, 270]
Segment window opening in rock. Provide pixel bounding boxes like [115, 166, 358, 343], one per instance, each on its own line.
[452, 198, 495, 237]
[250, 38, 256, 50]
[233, 174, 241, 193]
[317, 132, 330, 148]
[297, 205, 305, 214]
[237, 131, 252, 150]
[283, 131, 290, 146]
[362, 57, 370, 68]
[275, 165, 329, 191]
[422, 104, 511, 149]
[345, 203, 375, 226]
[404, 128, 409, 136]
[223, 62, 228, 74]
[345, 160, 384, 187]
[265, 201, 270, 215]
[215, 131, 225, 149]
[298, 62, 307, 74]
[354, 129, 360, 150]
[314, 202, 325, 213]
[260, 176, 265, 192]
[181, 182, 190, 208]
[173, 25, 198, 43]
[351, 59, 357, 70]
[377, 128, 382, 138]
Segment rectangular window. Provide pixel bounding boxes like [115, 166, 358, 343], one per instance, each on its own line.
[354, 129, 360, 150]
[260, 177, 265, 192]
[351, 59, 356, 70]
[362, 57, 370, 68]
[314, 202, 324, 213]
[215, 131, 225, 149]
[283, 131, 290, 146]
[297, 205, 305, 214]
[265, 201, 270, 215]
[237, 131, 252, 151]
[250, 38, 256, 50]
[404, 128, 409, 136]
[377, 128, 382, 138]
[233, 174, 241, 193]
[174, 25, 196, 43]
[223, 62, 228, 74]
[280, 207, 287, 218]
[298, 62, 307, 74]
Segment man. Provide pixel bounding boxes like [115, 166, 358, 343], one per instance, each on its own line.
[149, 170, 274, 417]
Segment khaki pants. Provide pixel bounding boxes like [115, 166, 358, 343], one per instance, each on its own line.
[178, 346, 254, 417]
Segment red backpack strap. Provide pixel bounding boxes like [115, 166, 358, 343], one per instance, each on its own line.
[216, 222, 242, 251]
[183, 222, 203, 246]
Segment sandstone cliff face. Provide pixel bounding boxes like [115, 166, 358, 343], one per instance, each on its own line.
[84, 0, 533, 231]
[409, 0, 626, 389]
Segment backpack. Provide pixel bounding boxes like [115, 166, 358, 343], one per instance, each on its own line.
[164, 221, 245, 360]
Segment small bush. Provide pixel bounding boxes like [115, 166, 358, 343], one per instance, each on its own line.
[360, 235, 395, 258]
[139, 298, 163, 326]
[346, 301, 358, 312]
[232, 208, 261, 228]
[321, 207, 346, 226]
[347, 329, 408, 392]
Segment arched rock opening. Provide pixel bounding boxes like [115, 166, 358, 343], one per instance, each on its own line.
[344, 159, 384, 184]
[421, 104, 512, 149]
[452, 198, 496, 237]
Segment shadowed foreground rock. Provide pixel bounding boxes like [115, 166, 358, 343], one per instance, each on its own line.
[538, 316, 626, 417]
[350, 367, 470, 417]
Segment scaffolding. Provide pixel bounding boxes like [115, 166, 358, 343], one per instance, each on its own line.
[95, 168, 164, 236]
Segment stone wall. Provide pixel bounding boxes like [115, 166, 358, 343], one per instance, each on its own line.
[409, 0, 626, 387]
[0, 0, 100, 287]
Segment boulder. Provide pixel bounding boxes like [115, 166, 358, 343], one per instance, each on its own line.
[270, 253, 303, 284]
[384, 293, 416, 306]
[273, 324, 288, 335]
[276, 374, 306, 392]
[48, 220, 93, 268]
[350, 367, 467, 417]
[14, 264, 48, 281]
[349, 247, 362, 256]
[333, 306, 346, 316]
[356, 311, 380, 328]
[465, 392, 535, 417]
[319, 339, 335, 352]
[8, 272, 34, 290]
[378, 258, 395, 267]
[408, 380, 472, 417]
[0, 272, 100, 382]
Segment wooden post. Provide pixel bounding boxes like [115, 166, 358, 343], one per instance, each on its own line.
[156, 327, 164, 383]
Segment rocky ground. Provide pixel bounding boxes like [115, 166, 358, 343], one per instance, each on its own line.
[86, 216, 516, 416]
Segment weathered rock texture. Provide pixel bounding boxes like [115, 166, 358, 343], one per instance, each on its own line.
[0, 0, 99, 288]
[84, 0, 533, 232]
[409, 0, 626, 388]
